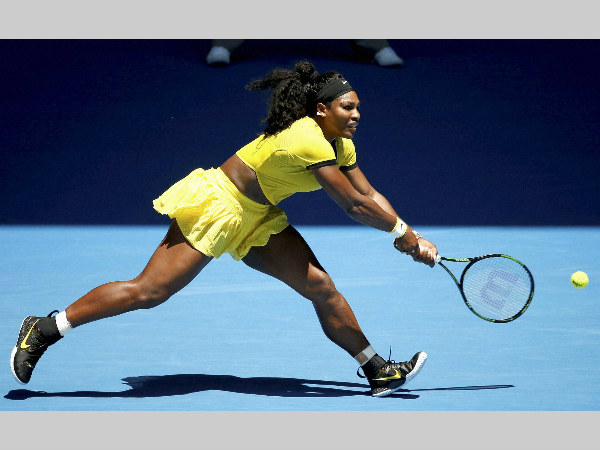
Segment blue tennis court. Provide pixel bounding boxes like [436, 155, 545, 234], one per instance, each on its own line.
[2, 224, 598, 411]
[1, 38, 599, 448]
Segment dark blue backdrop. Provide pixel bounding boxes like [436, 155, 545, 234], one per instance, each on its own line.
[1, 39, 599, 226]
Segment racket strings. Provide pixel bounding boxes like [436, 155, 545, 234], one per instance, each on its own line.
[462, 257, 532, 321]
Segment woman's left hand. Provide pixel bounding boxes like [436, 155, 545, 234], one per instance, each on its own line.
[412, 238, 438, 267]
[397, 236, 437, 268]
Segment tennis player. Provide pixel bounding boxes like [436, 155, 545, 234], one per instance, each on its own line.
[10, 60, 437, 397]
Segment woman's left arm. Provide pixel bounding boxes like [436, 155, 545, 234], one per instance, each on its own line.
[343, 166, 438, 264]
[342, 166, 399, 217]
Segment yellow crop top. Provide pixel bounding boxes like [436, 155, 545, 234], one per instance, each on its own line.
[236, 116, 358, 205]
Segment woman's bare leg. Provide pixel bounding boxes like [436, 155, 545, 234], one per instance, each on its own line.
[242, 225, 370, 357]
[66, 220, 212, 327]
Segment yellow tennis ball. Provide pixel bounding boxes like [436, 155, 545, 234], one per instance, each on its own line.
[571, 271, 589, 289]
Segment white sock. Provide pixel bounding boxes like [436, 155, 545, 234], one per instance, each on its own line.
[354, 345, 377, 366]
[55, 310, 73, 336]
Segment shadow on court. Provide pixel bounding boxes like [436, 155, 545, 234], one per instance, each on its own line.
[4, 373, 514, 401]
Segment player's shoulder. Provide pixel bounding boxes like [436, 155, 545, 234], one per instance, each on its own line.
[286, 117, 330, 148]
[335, 136, 356, 153]
[289, 116, 323, 137]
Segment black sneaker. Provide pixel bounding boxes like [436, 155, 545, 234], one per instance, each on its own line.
[359, 351, 427, 397]
[10, 310, 62, 384]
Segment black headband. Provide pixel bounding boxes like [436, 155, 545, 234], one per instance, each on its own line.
[315, 78, 354, 104]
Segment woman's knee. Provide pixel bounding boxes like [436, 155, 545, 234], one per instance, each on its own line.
[127, 279, 173, 310]
[304, 268, 338, 303]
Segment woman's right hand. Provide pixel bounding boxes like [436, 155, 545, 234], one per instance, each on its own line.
[393, 230, 419, 256]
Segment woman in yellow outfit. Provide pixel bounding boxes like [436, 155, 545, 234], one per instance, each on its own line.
[11, 60, 437, 397]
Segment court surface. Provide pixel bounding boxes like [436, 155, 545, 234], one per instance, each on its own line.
[1, 224, 598, 412]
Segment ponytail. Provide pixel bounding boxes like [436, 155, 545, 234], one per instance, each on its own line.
[246, 60, 345, 137]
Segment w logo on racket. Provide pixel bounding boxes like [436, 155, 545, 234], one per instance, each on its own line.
[480, 269, 520, 309]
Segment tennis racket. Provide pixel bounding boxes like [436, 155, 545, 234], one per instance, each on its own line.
[435, 254, 534, 323]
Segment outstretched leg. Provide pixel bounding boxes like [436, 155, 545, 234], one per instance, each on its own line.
[66, 219, 212, 327]
[242, 225, 369, 357]
[11, 220, 211, 384]
[243, 225, 427, 397]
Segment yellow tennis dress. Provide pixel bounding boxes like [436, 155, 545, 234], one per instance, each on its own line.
[153, 117, 357, 260]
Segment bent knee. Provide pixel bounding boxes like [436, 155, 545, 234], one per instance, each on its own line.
[304, 269, 338, 303]
[127, 280, 173, 309]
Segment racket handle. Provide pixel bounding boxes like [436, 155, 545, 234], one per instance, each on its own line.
[435, 255, 442, 264]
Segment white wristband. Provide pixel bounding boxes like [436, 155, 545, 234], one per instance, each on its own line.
[390, 217, 407, 238]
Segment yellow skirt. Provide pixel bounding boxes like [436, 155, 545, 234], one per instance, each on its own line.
[152, 167, 289, 260]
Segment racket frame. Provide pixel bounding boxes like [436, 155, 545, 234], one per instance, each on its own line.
[437, 254, 534, 323]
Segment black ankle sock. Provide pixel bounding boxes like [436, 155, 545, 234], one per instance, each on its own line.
[362, 355, 386, 378]
[37, 317, 62, 344]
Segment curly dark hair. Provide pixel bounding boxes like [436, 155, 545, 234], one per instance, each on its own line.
[246, 60, 345, 137]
